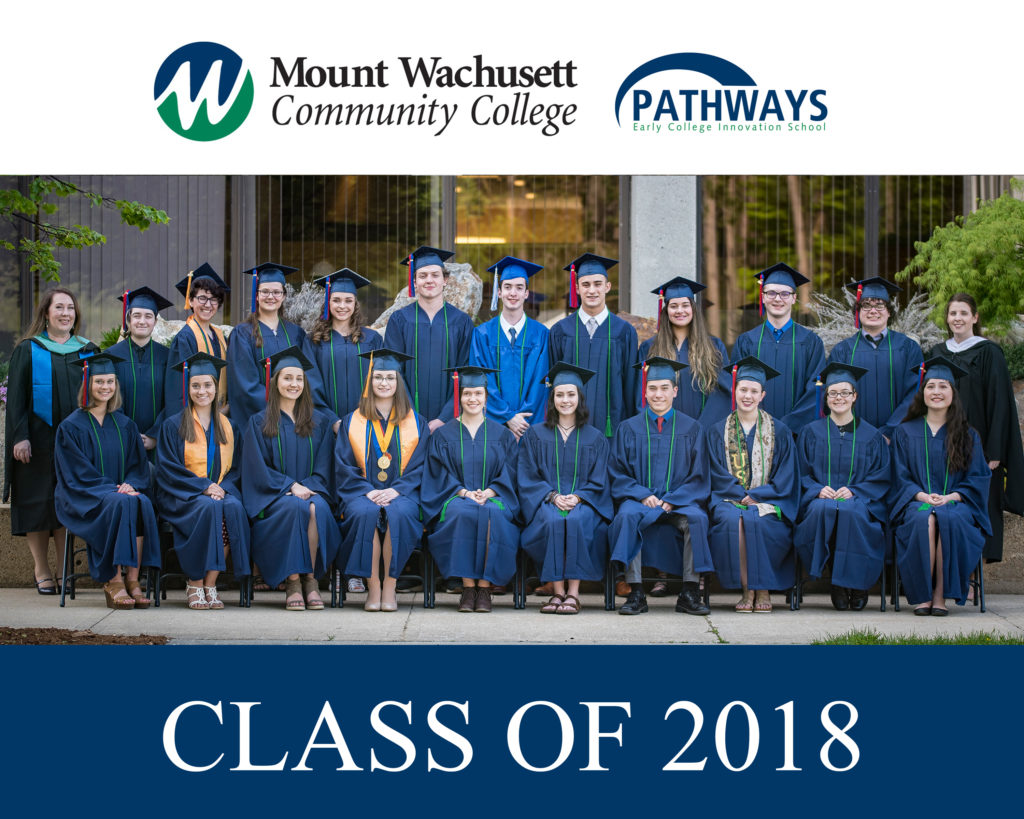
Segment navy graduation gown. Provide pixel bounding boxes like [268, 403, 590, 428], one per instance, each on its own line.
[731, 321, 825, 431]
[54, 409, 160, 582]
[108, 337, 170, 439]
[549, 312, 640, 438]
[889, 421, 991, 605]
[155, 412, 252, 580]
[421, 418, 520, 584]
[164, 320, 225, 414]
[639, 335, 732, 427]
[311, 327, 383, 422]
[608, 408, 712, 576]
[469, 317, 550, 428]
[516, 424, 612, 582]
[706, 413, 800, 590]
[241, 410, 341, 589]
[334, 410, 429, 579]
[828, 330, 922, 439]
[227, 319, 322, 428]
[383, 302, 474, 422]
[795, 418, 890, 590]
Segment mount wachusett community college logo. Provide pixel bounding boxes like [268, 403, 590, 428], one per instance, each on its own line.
[615, 52, 827, 135]
[155, 42, 254, 141]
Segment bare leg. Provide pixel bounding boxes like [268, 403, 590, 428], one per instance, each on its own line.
[553, 579, 567, 598]
[931, 517, 946, 609]
[366, 531, 383, 608]
[736, 517, 753, 609]
[26, 530, 56, 589]
[916, 514, 939, 612]
[381, 528, 397, 609]
[307, 503, 319, 568]
[566, 579, 581, 598]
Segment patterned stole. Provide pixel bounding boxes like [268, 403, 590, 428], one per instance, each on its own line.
[723, 409, 775, 490]
[183, 410, 234, 483]
[348, 410, 420, 478]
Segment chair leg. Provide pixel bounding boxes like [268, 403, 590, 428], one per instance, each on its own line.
[513, 550, 524, 610]
[422, 543, 435, 609]
[879, 559, 886, 613]
[60, 531, 73, 608]
[604, 553, 615, 611]
[892, 556, 901, 612]
[791, 553, 802, 612]
[977, 559, 985, 613]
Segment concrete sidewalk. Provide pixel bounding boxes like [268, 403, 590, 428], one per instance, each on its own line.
[2, 586, 1022, 644]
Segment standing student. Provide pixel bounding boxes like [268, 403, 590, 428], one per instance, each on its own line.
[55, 351, 160, 610]
[731, 263, 825, 431]
[548, 253, 639, 438]
[706, 357, 801, 613]
[470, 256, 550, 441]
[228, 262, 321, 429]
[928, 292, 1024, 564]
[890, 357, 991, 614]
[608, 357, 712, 616]
[827, 277, 923, 440]
[795, 363, 890, 611]
[165, 263, 231, 413]
[384, 246, 475, 432]
[309, 268, 383, 430]
[108, 286, 173, 458]
[4, 287, 98, 594]
[639, 276, 730, 427]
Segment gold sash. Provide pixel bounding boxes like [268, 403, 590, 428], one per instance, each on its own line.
[183, 409, 234, 483]
[348, 410, 419, 478]
[186, 317, 228, 404]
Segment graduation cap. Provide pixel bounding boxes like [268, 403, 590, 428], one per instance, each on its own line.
[116, 286, 173, 330]
[754, 263, 809, 318]
[171, 352, 227, 407]
[486, 256, 543, 312]
[400, 246, 455, 297]
[357, 347, 413, 398]
[314, 268, 372, 320]
[724, 356, 781, 410]
[845, 277, 901, 328]
[915, 355, 968, 389]
[243, 262, 300, 314]
[635, 356, 687, 407]
[651, 276, 707, 329]
[815, 362, 868, 418]
[175, 263, 229, 311]
[563, 253, 617, 309]
[72, 350, 125, 408]
[444, 364, 498, 417]
[543, 362, 595, 391]
[261, 345, 314, 401]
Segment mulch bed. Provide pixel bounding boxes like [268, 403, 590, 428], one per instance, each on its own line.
[0, 627, 168, 645]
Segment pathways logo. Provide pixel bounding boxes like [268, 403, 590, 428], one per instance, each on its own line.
[154, 42, 254, 141]
[615, 53, 827, 135]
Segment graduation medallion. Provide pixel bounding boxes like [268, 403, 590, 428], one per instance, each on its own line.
[377, 470, 389, 481]
[377, 454, 391, 469]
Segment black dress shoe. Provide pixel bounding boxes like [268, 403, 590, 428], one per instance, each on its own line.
[675, 584, 710, 615]
[34, 577, 58, 596]
[444, 578, 463, 594]
[914, 604, 932, 616]
[619, 589, 648, 615]
[830, 585, 850, 611]
[931, 606, 948, 617]
[396, 578, 422, 593]
[848, 589, 869, 611]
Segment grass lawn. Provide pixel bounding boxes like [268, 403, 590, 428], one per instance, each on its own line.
[813, 628, 1024, 645]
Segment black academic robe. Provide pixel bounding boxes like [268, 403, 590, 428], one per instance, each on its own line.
[107, 337, 170, 439]
[155, 411, 252, 581]
[421, 418, 520, 584]
[608, 408, 712, 576]
[334, 409, 429, 579]
[4, 335, 98, 534]
[383, 302, 474, 422]
[889, 421, 991, 606]
[549, 312, 640, 438]
[54, 409, 160, 582]
[517, 424, 612, 582]
[731, 321, 825, 431]
[241, 410, 340, 589]
[706, 413, 801, 590]
[639, 335, 732, 427]
[795, 417, 890, 590]
[311, 327, 383, 423]
[828, 330, 922, 439]
[164, 319, 226, 414]
[929, 338, 1024, 562]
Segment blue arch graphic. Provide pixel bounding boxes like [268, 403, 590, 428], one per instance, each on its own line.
[614, 53, 757, 124]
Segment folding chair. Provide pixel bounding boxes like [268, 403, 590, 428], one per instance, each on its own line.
[60, 529, 157, 607]
[152, 519, 252, 607]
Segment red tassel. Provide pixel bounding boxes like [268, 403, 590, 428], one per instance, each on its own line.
[122, 290, 129, 331]
[408, 254, 414, 297]
[641, 363, 649, 408]
[81, 361, 88, 408]
[453, 371, 461, 417]
[731, 365, 738, 411]
[918, 363, 926, 389]
[854, 284, 863, 328]
[569, 264, 578, 309]
[758, 275, 764, 318]
[657, 290, 664, 330]
[264, 358, 271, 402]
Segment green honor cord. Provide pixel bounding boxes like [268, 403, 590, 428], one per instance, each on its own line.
[826, 417, 856, 490]
[849, 332, 895, 413]
[413, 304, 451, 416]
[757, 321, 797, 409]
[257, 320, 293, 363]
[575, 313, 613, 437]
[276, 424, 315, 480]
[86, 412, 126, 483]
[443, 418, 501, 521]
[732, 411, 767, 492]
[496, 320, 526, 401]
[921, 418, 950, 502]
[126, 340, 156, 424]
[644, 411, 677, 494]
[554, 425, 581, 518]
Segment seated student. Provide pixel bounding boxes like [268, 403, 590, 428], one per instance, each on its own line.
[156, 353, 251, 610]
[609, 357, 712, 616]
[706, 357, 801, 613]
[242, 347, 339, 612]
[421, 365, 519, 613]
[54, 351, 160, 610]
[795, 363, 890, 611]
[890, 357, 991, 615]
[334, 349, 429, 612]
[517, 363, 612, 614]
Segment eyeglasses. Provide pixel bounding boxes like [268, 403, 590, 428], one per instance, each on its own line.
[763, 290, 795, 301]
[258, 289, 285, 299]
[192, 295, 219, 306]
[860, 300, 888, 312]
[826, 390, 855, 399]
[372, 374, 398, 383]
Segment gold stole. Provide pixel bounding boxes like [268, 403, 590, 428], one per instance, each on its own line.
[186, 317, 229, 404]
[183, 410, 234, 483]
[348, 410, 419, 478]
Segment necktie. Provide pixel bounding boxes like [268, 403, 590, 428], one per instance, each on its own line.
[509, 327, 517, 347]
[587, 318, 597, 339]
[657, 416, 663, 433]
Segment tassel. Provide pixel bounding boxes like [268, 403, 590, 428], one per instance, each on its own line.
[362, 352, 374, 398]
[543, 379, 550, 422]
[407, 254, 414, 297]
[81, 361, 88, 408]
[657, 289, 664, 330]
[731, 364, 738, 411]
[121, 290, 130, 331]
[490, 270, 500, 312]
[918, 363, 926, 390]
[453, 371, 460, 417]
[251, 271, 259, 315]
[184, 271, 194, 311]
[854, 283, 863, 328]
[322, 278, 331, 321]
[569, 264, 578, 309]
[816, 378, 824, 418]
[758, 274, 764, 318]
[641, 363, 649, 408]
[264, 357, 271, 402]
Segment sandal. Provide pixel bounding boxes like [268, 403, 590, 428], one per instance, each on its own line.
[754, 591, 773, 613]
[734, 594, 754, 613]
[540, 594, 564, 614]
[556, 594, 581, 615]
[103, 581, 135, 610]
[34, 575, 59, 596]
[301, 575, 324, 611]
[252, 574, 270, 593]
[285, 577, 305, 611]
[204, 586, 224, 610]
[186, 584, 210, 610]
[125, 579, 151, 609]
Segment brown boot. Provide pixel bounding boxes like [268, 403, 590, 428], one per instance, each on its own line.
[458, 586, 477, 612]
[474, 586, 493, 613]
